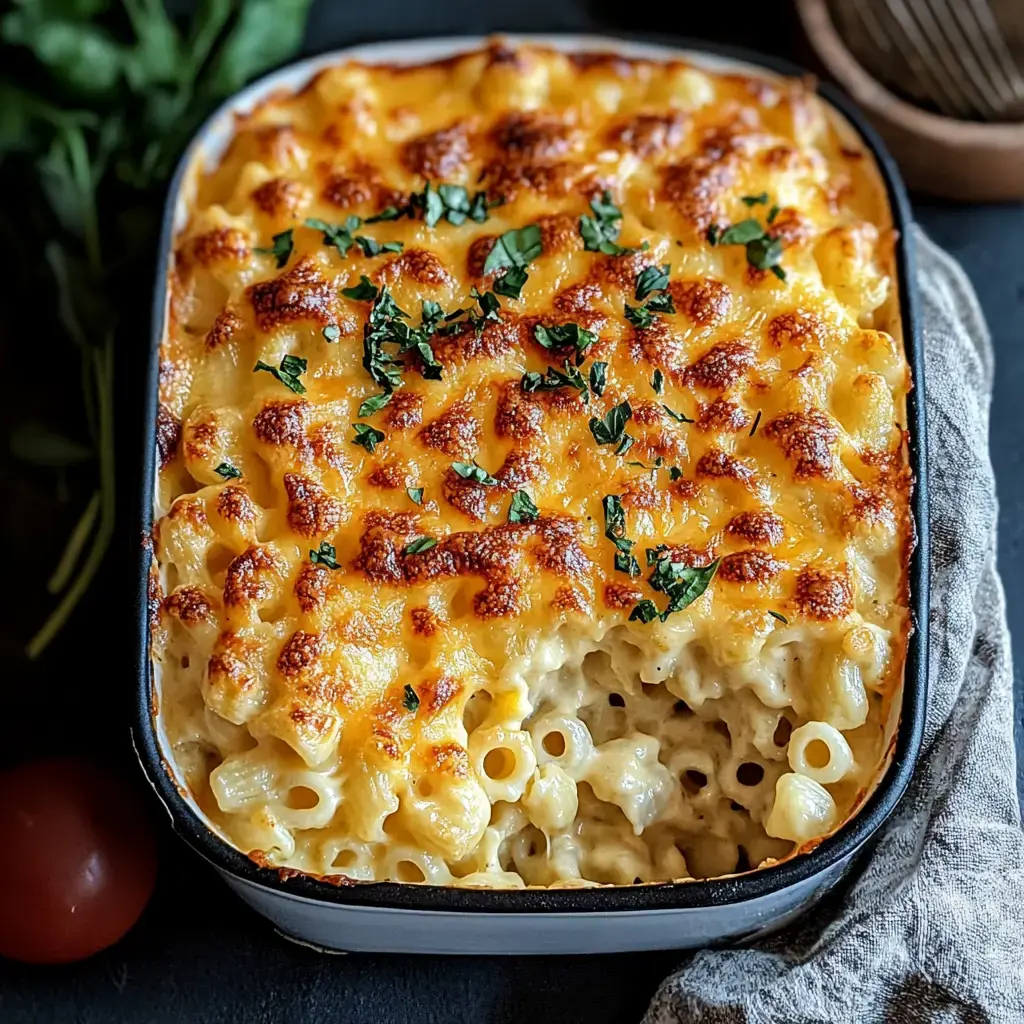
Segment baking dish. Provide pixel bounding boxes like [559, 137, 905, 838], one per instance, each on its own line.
[133, 32, 929, 955]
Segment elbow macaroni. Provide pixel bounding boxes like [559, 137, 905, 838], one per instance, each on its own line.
[151, 43, 912, 887]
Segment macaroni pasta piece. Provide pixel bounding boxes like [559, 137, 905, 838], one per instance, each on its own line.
[151, 43, 913, 888]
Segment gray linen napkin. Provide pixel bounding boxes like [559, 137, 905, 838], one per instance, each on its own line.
[644, 228, 1024, 1024]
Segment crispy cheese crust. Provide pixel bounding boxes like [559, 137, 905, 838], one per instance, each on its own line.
[152, 43, 912, 889]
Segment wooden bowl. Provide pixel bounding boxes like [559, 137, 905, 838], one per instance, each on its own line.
[796, 0, 1024, 201]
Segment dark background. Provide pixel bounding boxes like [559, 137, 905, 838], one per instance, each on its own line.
[2, 2, 1022, 1022]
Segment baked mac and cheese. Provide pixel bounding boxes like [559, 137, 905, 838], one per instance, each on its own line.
[150, 43, 913, 888]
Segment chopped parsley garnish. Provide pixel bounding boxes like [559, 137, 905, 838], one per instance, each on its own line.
[322, 324, 341, 342]
[342, 275, 378, 301]
[403, 683, 421, 712]
[635, 263, 670, 300]
[602, 494, 638, 574]
[533, 322, 597, 363]
[668, 466, 683, 481]
[646, 292, 676, 313]
[351, 422, 385, 453]
[214, 462, 242, 480]
[589, 401, 632, 447]
[624, 302, 656, 330]
[749, 410, 762, 436]
[705, 198, 787, 280]
[483, 223, 543, 298]
[407, 487, 424, 505]
[253, 228, 294, 268]
[355, 236, 404, 257]
[508, 490, 539, 523]
[436, 288, 501, 337]
[614, 433, 635, 457]
[629, 600, 660, 623]
[357, 391, 393, 417]
[365, 205, 407, 224]
[662, 404, 694, 424]
[742, 192, 769, 206]
[435, 184, 499, 225]
[651, 369, 664, 394]
[578, 190, 647, 256]
[631, 552, 721, 623]
[452, 461, 498, 486]
[309, 541, 340, 570]
[404, 537, 438, 555]
[522, 361, 589, 403]
[253, 354, 307, 394]
[589, 361, 608, 397]
[769, 610, 789, 624]
[304, 216, 361, 257]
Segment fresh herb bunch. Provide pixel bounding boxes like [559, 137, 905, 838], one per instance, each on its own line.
[1, 0, 313, 658]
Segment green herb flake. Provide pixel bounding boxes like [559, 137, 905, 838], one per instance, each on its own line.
[651, 369, 664, 394]
[589, 361, 608, 397]
[579, 190, 643, 255]
[322, 324, 341, 342]
[767, 204, 781, 224]
[483, 224, 543, 298]
[614, 434, 635, 456]
[521, 361, 589, 403]
[768, 610, 789, 624]
[355, 236, 404, 257]
[749, 410, 762, 436]
[637, 553, 721, 623]
[624, 303, 656, 330]
[508, 490, 540, 524]
[452, 461, 498, 486]
[404, 537, 438, 556]
[214, 462, 242, 480]
[602, 494, 633, 556]
[254, 228, 294, 268]
[662, 404, 693, 424]
[668, 466, 683, 481]
[589, 401, 633, 446]
[407, 487, 424, 505]
[705, 224, 720, 246]
[533, 322, 597, 362]
[629, 600, 660, 624]
[646, 292, 676, 314]
[365, 205, 408, 224]
[357, 391, 393, 418]
[742, 192, 769, 207]
[253, 354, 307, 394]
[635, 263, 670, 301]
[615, 552, 641, 577]
[309, 541, 340, 570]
[351, 422, 385, 453]
[403, 683, 421, 712]
[342, 275, 379, 301]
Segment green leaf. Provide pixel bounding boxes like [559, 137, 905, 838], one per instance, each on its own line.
[767, 204, 780, 224]
[254, 228, 293, 268]
[646, 292, 676, 314]
[635, 263, 670, 300]
[533, 322, 596, 361]
[203, 0, 314, 99]
[718, 219, 764, 245]
[309, 541, 340, 569]
[602, 494, 633, 555]
[508, 490, 539, 523]
[254, 355, 306, 394]
[355, 235, 403, 257]
[589, 401, 632, 446]
[662, 404, 693, 424]
[342, 275, 378, 301]
[629, 599, 659, 623]
[305, 216, 360, 257]
[357, 391, 392, 418]
[351, 422, 385, 453]
[742, 192, 769, 206]
[10, 422, 92, 467]
[643, 552, 721, 621]
[365, 205, 407, 224]
[407, 487, 423, 505]
[705, 224, 720, 246]
[521, 361, 588, 403]
[615, 551, 640, 576]
[614, 433, 635, 457]
[404, 537, 438, 555]
[651, 369, 664, 394]
[483, 223, 543, 275]
[214, 462, 242, 480]
[624, 303, 655, 330]
[769, 610, 788, 624]
[452, 461, 497, 486]
[403, 683, 420, 711]
[589, 361, 608, 397]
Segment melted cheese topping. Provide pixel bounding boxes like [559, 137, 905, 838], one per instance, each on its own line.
[152, 43, 912, 888]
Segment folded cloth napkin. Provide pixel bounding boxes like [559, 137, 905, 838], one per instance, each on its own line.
[644, 228, 1024, 1024]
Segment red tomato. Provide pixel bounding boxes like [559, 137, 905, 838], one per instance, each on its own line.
[0, 757, 157, 964]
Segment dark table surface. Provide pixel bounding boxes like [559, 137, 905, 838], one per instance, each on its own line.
[2, 3, 1022, 1022]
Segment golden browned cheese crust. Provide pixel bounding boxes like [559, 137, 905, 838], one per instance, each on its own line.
[153, 43, 912, 889]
